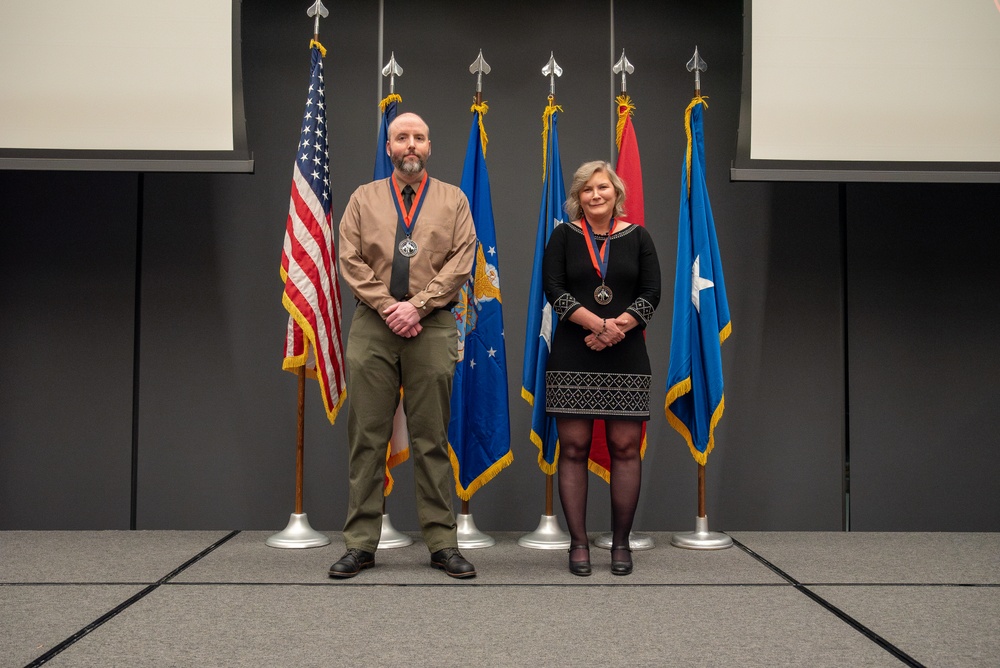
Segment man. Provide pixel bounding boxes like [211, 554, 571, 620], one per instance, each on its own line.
[331, 112, 478, 579]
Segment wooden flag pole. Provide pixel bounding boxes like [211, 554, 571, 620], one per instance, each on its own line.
[698, 463, 706, 518]
[669, 460, 731, 550]
[517, 470, 568, 549]
[265, 365, 329, 548]
[458, 492, 495, 548]
[545, 474, 555, 516]
[295, 367, 306, 515]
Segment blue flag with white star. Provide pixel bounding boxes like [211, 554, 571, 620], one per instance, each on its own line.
[665, 97, 731, 465]
[521, 103, 565, 472]
[448, 105, 513, 499]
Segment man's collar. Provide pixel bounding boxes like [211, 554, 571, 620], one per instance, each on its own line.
[392, 171, 426, 189]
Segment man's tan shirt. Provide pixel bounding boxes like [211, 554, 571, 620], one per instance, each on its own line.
[339, 176, 477, 318]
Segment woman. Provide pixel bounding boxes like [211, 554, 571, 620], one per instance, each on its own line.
[543, 161, 661, 576]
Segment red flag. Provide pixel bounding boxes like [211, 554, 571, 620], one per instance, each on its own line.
[615, 95, 645, 228]
[588, 94, 647, 481]
[280, 43, 346, 424]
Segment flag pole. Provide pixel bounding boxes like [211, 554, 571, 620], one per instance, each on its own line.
[594, 49, 654, 552]
[457, 496, 495, 548]
[295, 367, 306, 515]
[374, 54, 414, 550]
[670, 47, 731, 550]
[518, 473, 567, 549]
[266, 369, 329, 547]
[519, 53, 570, 550]
[267, 0, 334, 549]
[456, 50, 498, 549]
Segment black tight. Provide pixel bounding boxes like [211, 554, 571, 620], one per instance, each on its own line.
[556, 418, 643, 559]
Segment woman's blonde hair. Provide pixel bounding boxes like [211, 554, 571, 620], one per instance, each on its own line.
[564, 160, 627, 221]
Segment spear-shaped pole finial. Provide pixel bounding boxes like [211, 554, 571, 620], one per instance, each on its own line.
[542, 52, 563, 100]
[686, 46, 707, 95]
[382, 52, 404, 95]
[306, 0, 328, 41]
[470, 49, 491, 105]
[613, 49, 634, 94]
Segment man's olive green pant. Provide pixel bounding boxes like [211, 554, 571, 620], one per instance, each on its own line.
[342, 304, 459, 553]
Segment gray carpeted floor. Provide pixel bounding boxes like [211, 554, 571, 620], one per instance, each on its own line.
[2, 530, 998, 667]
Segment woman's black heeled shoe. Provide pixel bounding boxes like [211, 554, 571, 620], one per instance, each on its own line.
[568, 544, 592, 577]
[610, 545, 633, 576]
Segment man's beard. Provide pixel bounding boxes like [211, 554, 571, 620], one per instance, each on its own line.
[392, 153, 424, 175]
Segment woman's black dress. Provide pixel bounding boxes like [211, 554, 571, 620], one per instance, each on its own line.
[543, 221, 661, 420]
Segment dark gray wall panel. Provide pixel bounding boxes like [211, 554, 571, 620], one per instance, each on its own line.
[847, 183, 1000, 530]
[133, 1, 379, 530]
[716, 182, 845, 530]
[0, 172, 136, 529]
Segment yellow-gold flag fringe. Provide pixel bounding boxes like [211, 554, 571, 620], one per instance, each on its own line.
[470, 101, 489, 156]
[379, 93, 402, 112]
[541, 98, 563, 179]
[615, 94, 635, 150]
[684, 95, 709, 196]
[309, 39, 326, 57]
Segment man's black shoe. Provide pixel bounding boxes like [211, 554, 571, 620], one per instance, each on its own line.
[328, 548, 375, 579]
[430, 547, 476, 579]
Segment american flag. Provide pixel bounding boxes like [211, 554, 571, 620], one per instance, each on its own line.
[279, 43, 346, 424]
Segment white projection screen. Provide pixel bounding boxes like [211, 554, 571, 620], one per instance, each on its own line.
[0, 0, 252, 172]
[732, 0, 1000, 182]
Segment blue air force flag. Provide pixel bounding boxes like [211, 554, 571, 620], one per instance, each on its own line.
[448, 105, 513, 499]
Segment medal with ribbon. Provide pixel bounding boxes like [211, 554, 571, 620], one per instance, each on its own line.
[390, 173, 429, 257]
[582, 216, 619, 305]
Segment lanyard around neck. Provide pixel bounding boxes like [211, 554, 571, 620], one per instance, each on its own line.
[582, 216, 619, 282]
[390, 173, 429, 234]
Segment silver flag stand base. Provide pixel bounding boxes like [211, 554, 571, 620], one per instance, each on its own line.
[457, 513, 495, 549]
[518, 514, 570, 550]
[378, 513, 413, 549]
[593, 531, 655, 551]
[670, 515, 733, 550]
[265, 513, 330, 549]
